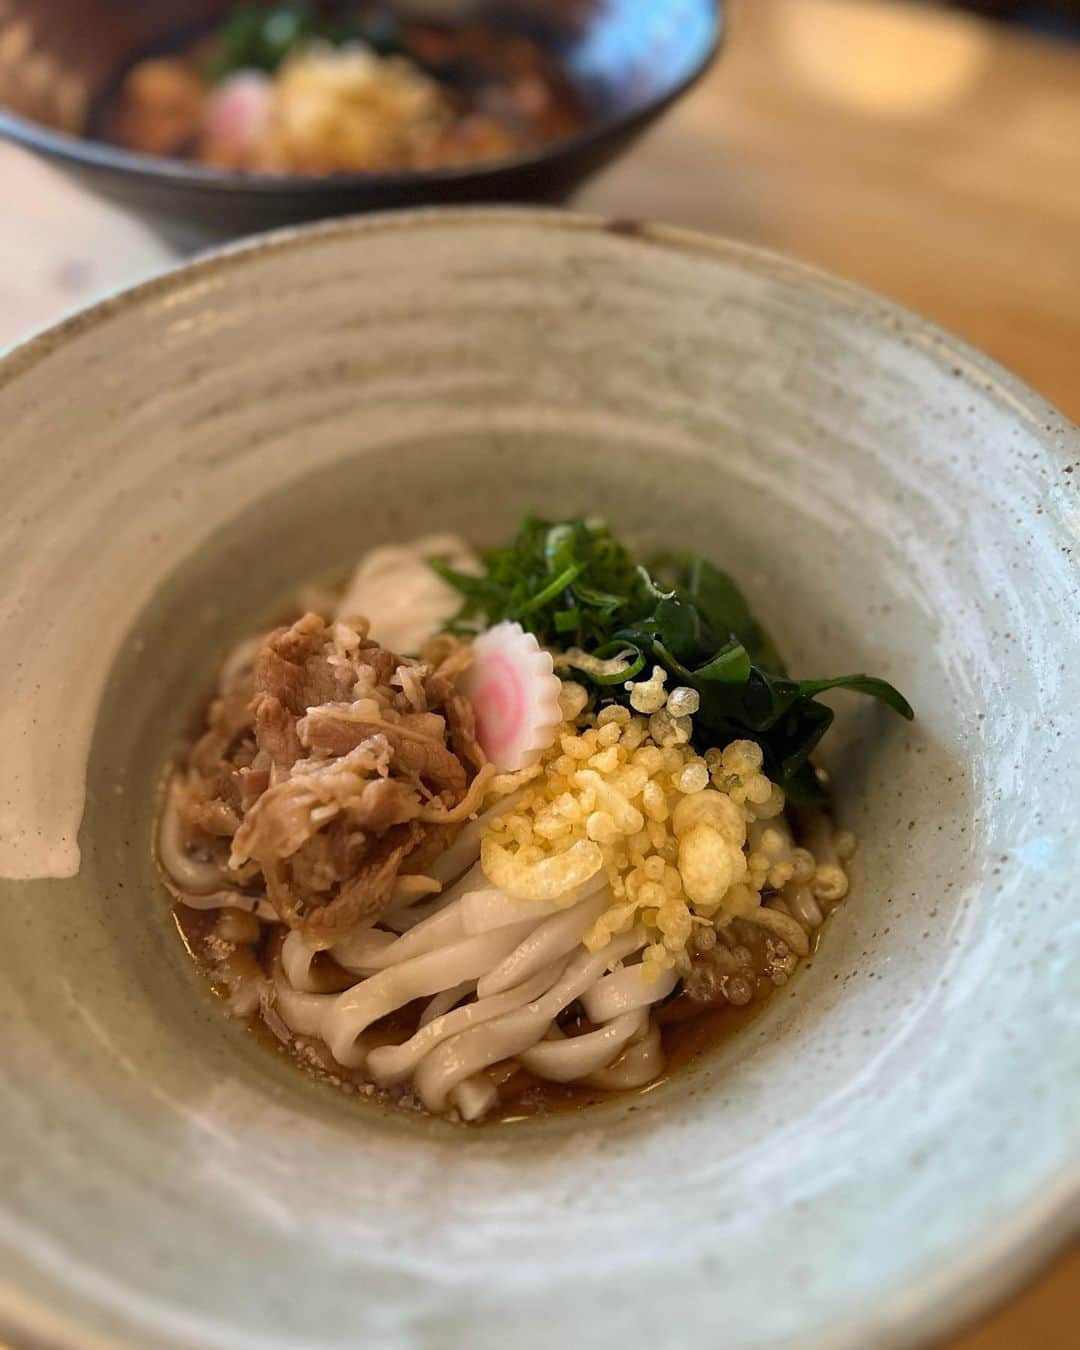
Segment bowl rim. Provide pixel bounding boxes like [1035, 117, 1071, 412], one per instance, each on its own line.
[0, 206, 1076, 1350]
[0, 0, 723, 195]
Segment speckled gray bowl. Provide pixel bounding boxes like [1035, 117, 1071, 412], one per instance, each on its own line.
[1, 210, 1077, 1350]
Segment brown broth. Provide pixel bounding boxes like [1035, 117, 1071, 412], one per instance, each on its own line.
[173, 900, 794, 1124]
[486, 979, 782, 1124]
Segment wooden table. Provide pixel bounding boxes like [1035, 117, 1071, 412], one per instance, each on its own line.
[0, 0, 1075, 1344]
[579, 0, 1080, 422]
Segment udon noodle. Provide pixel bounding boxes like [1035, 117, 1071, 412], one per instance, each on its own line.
[157, 533, 862, 1122]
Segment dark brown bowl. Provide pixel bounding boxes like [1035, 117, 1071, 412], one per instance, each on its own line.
[0, 1, 722, 240]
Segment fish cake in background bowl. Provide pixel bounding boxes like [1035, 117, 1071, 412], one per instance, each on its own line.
[0, 208, 1076, 1350]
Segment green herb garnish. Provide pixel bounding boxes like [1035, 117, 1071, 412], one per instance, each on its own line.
[433, 516, 913, 804]
[202, 2, 403, 83]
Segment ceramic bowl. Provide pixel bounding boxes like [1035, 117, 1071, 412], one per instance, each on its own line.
[0, 210, 1077, 1350]
[0, 1, 720, 242]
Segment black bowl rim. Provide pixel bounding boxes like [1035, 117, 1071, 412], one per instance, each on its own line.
[0, 0, 722, 196]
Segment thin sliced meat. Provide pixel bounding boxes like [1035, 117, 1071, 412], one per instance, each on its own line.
[254, 613, 358, 716]
[426, 672, 486, 773]
[296, 822, 427, 945]
[272, 611, 326, 665]
[184, 797, 241, 838]
[297, 709, 466, 799]
[165, 604, 492, 951]
[231, 737, 396, 868]
[349, 777, 423, 831]
[239, 764, 271, 811]
[231, 778, 326, 866]
[253, 692, 303, 770]
[398, 823, 453, 878]
[189, 677, 255, 776]
[253, 614, 324, 714]
[356, 642, 401, 688]
[290, 825, 367, 898]
[393, 663, 429, 712]
[421, 633, 474, 683]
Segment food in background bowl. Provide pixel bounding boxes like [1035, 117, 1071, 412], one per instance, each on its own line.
[105, 2, 585, 172]
[158, 517, 911, 1122]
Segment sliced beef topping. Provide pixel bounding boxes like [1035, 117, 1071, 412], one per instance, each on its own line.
[178, 612, 487, 945]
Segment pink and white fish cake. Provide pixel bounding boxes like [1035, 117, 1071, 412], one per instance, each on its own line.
[461, 621, 563, 771]
[204, 69, 273, 153]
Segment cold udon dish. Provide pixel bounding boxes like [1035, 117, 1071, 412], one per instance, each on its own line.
[158, 518, 912, 1123]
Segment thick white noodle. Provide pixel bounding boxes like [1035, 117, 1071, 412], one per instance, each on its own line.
[172, 887, 276, 921]
[585, 1021, 665, 1090]
[581, 963, 679, 1024]
[390, 875, 443, 906]
[462, 870, 608, 935]
[282, 926, 398, 990]
[272, 978, 335, 1039]
[381, 859, 487, 934]
[281, 927, 376, 991]
[332, 900, 468, 973]
[518, 1009, 648, 1083]
[324, 920, 538, 1068]
[450, 1075, 499, 1122]
[158, 775, 230, 894]
[366, 960, 567, 1086]
[419, 981, 475, 1028]
[475, 889, 611, 999]
[783, 881, 824, 930]
[426, 790, 527, 886]
[412, 928, 646, 1113]
[281, 929, 320, 991]
[396, 858, 485, 917]
[748, 903, 811, 956]
[379, 899, 443, 934]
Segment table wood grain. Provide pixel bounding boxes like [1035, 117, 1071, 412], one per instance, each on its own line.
[579, 0, 1080, 423]
[0, 1, 1074, 1345]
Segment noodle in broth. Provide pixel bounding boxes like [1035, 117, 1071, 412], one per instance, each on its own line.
[156, 524, 894, 1123]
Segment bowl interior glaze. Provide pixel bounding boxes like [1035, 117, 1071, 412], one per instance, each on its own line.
[0, 211, 1077, 1350]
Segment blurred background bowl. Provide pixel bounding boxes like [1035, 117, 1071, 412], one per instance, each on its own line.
[0, 1, 721, 241]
